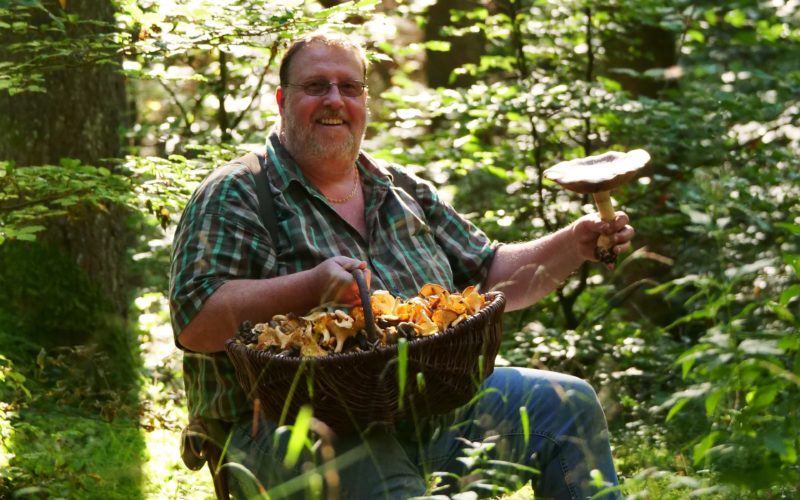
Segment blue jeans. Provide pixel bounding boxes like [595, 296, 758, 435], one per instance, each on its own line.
[226, 368, 621, 499]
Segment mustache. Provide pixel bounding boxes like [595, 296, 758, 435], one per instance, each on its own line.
[315, 110, 347, 121]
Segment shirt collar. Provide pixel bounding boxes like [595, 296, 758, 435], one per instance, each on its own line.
[265, 129, 396, 193]
[264, 130, 307, 194]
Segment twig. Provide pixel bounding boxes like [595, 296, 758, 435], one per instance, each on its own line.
[230, 42, 280, 131]
[157, 78, 193, 136]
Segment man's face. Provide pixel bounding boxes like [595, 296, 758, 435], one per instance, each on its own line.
[277, 43, 368, 166]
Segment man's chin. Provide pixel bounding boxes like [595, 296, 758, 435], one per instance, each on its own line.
[313, 138, 358, 159]
[282, 126, 362, 165]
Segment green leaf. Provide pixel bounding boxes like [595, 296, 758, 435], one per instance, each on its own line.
[705, 389, 723, 416]
[284, 405, 312, 468]
[18, 225, 46, 234]
[596, 76, 621, 92]
[687, 30, 705, 43]
[397, 338, 407, 410]
[768, 301, 796, 323]
[519, 406, 530, 449]
[423, 40, 451, 52]
[693, 431, 719, 465]
[775, 222, 800, 235]
[354, 0, 380, 9]
[484, 165, 508, 180]
[724, 9, 747, 28]
[763, 431, 787, 456]
[780, 285, 800, 306]
[680, 205, 711, 226]
[784, 254, 800, 278]
[666, 398, 689, 422]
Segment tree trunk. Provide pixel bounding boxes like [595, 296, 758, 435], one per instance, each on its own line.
[425, 0, 485, 88]
[0, 0, 131, 336]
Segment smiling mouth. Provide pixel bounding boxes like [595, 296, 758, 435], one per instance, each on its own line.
[318, 117, 344, 126]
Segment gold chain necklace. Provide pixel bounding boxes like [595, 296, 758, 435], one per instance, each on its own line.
[325, 166, 360, 204]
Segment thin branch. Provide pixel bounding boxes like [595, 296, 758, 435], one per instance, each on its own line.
[157, 78, 193, 135]
[217, 48, 231, 142]
[0, 188, 92, 214]
[583, 5, 594, 157]
[230, 42, 280, 131]
[505, 0, 554, 233]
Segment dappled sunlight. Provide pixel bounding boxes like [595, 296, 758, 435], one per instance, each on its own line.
[1, 0, 798, 497]
[143, 428, 215, 499]
[135, 290, 216, 496]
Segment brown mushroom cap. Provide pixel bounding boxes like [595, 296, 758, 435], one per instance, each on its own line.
[543, 149, 650, 194]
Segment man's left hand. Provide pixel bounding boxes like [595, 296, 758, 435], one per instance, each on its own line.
[570, 211, 635, 267]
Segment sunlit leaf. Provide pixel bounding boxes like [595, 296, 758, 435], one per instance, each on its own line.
[693, 431, 719, 465]
[397, 337, 407, 410]
[284, 405, 312, 468]
[666, 398, 689, 422]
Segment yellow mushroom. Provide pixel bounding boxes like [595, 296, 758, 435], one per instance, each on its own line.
[329, 310, 359, 353]
[370, 290, 397, 317]
[432, 308, 460, 331]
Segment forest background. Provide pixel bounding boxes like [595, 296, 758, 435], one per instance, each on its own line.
[0, 0, 798, 498]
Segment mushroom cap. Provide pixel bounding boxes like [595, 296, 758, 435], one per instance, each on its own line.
[544, 149, 650, 194]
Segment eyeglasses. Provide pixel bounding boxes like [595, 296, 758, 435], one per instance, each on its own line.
[282, 79, 367, 97]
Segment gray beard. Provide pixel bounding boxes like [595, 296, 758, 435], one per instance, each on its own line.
[281, 117, 361, 167]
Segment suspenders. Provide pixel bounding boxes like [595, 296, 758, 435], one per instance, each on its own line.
[238, 150, 420, 244]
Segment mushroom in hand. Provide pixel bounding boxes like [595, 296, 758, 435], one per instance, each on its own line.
[544, 150, 650, 264]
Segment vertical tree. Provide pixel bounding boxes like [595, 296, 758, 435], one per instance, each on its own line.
[0, 0, 130, 344]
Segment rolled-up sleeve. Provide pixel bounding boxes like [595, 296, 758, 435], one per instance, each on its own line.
[169, 164, 275, 341]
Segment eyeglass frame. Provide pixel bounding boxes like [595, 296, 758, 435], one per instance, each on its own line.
[281, 79, 368, 97]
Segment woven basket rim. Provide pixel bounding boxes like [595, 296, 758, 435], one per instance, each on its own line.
[225, 290, 506, 365]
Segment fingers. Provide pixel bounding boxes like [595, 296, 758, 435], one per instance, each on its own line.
[594, 212, 630, 235]
[596, 213, 633, 237]
[610, 211, 630, 231]
[573, 211, 635, 263]
[331, 256, 367, 273]
[608, 227, 633, 254]
[318, 256, 370, 305]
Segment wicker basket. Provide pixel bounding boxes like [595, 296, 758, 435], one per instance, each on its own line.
[224, 275, 505, 434]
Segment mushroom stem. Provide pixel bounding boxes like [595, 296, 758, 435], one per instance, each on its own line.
[591, 191, 616, 264]
[592, 191, 616, 222]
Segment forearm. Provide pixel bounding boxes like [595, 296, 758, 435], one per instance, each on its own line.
[177, 269, 323, 353]
[485, 225, 584, 311]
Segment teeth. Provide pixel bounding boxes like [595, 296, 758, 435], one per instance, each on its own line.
[319, 118, 343, 125]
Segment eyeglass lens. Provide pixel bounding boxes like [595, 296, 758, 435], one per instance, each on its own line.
[290, 80, 365, 97]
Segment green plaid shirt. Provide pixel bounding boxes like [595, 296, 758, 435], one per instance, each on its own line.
[169, 132, 497, 421]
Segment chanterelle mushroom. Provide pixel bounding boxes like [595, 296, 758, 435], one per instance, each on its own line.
[544, 149, 650, 264]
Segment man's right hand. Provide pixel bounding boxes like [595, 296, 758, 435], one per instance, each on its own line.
[178, 256, 371, 352]
[314, 256, 370, 305]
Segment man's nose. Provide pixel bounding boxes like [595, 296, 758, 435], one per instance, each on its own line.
[322, 84, 345, 108]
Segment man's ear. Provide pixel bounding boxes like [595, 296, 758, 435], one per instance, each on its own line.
[276, 87, 285, 116]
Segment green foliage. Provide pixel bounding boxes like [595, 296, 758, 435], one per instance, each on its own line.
[0, 242, 112, 344]
[1, 413, 146, 499]
[372, 0, 800, 496]
[650, 229, 800, 490]
[2, 0, 800, 497]
[0, 160, 132, 244]
[0, 0, 126, 105]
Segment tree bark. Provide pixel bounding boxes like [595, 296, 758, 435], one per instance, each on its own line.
[0, 0, 131, 328]
[425, 0, 485, 88]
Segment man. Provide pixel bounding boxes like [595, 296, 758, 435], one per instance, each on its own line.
[170, 31, 633, 499]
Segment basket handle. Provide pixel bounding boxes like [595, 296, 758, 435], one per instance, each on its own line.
[352, 268, 379, 343]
